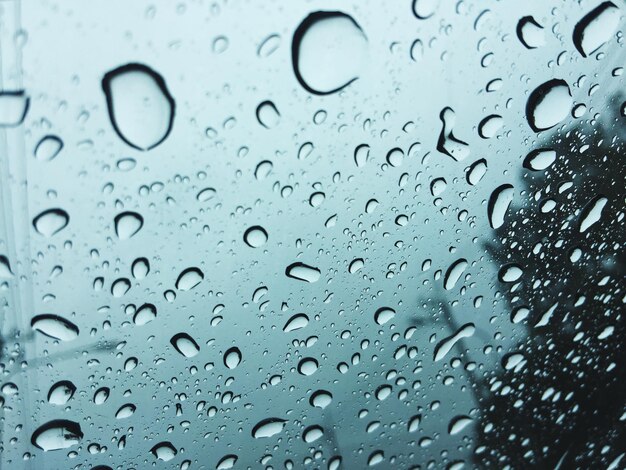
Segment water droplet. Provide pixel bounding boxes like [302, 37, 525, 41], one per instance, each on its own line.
[298, 357, 319, 375]
[197, 187, 216, 202]
[256, 100, 280, 128]
[133, 303, 157, 326]
[31, 420, 83, 451]
[526, 79, 572, 132]
[523, 148, 556, 171]
[102, 63, 175, 150]
[412, 0, 438, 19]
[430, 178, 447, 196]
[438, 107, 470, 161]
[114, 212, 144, 240]
[578, 195, 608, 232]
[47, 381, 76, 405]
[31, 314, 79, 341]
[150, 442, 177, 462]
[258, 34, 281, 57]
[217, 454, 239, 469]
[255, 160, 273, 180]
[111, 278, 131, 297]
[499, 263, 523, 282]
[0, 255, 14, 278]
[448, 415, 473, 435]
[348, 258, 364, 273]
[512, 306, 530, 324]
[573, 1, 620, 57]
[131, 257, 150, 279]
[516, 16, 545, 49]
[33, 208, 69, 237]
[368, 450, 385, 466]
[487, 184, 514, 229]
[410, 39, 424, 61]
[34, 135, 63, 161]
[354, 143, 370, 167]
[374, 307, 396, 325]
[502, 352, 527, 371]
[310, 390, 333, 408]
[375, 384, 392, 400]
[283, 313, 309, 332]
[386, 147, 404, 167]
[0, 90, 29, 127]
[466, 159, 487, 185]
[444, 258, 468, 290]
[408, 415, 421, 432]
[115, 403, 136, 419]
[224, 347, 242, 369]
[176, 267, 204, 291]
[298, 141, 314, 160]
[433, 323, 475, 361]
[94, 387, 110, 405]
[292, 11, 368, 95]
[252, 418, 286, 438]
[170, 333, 200, 358]
[285, 262, 321, 283]
[243, 226, 268, 248]
[302, 425, 324, 443]
[478, 114, 503, 138]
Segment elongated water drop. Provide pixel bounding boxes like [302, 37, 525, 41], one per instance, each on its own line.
[437, 107, 470, 161]
[444, 258, 468, 290]
[448, 415, 473, 435]
[150, 442, 177, 462]
[283, 313, 309, 332]
[466, 159, 487, 185]
[176, 267, 204, 291]
[31, 314, 79, 341]
[47, 381, 76, 405]
[516, 16, 545, 49]
[573, 2, 620, 57]
[578, 195, 608, 232]
[285, 262, 320, 283]
[0, 91, 29, 127]
[31, 420, 83, 451]
[170, 333, 200, 357]
[488, 184, 514, 229]
[217, 454, 239, 470]
[523, 148, 556, 171]
[35, 135, 63, 161]
[433, 323, 475, 361]
[102, 63, 175, 150]
[252, 418, 286, 438]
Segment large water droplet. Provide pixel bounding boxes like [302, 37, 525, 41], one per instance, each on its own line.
[31, 420, 83, 451]
[310, 390, 333, 408]
[115, 403, 136, 419]
[412, 0, 438, 19]
[302, 425, 324, 443]
[523, 148, 556, 171]
[578, 195, 608, 232]
[256, 100, 280, 128]
[354, 144, 370, 167]
[47, 381, 76, 405]
[131, 257, 150, 279]
[244, 226, 268, 247]
[283, 313, 309, 332]
[175, 267, 204, 291]
[224, 347, 242, 369]
[292, 11, 368, 95]
[0, 90, 29, 127]
[466, 159, 487, 185]
[444, 258, 468, 290]
[133, 303, 157, 326]
[34, 135, 63, 161]
[433, 323, 475, 361]
[150, 442, 177, 461]
[488, 184, 514, 229]
[114, 212, 144, 240]
[526, 79, 572, 132]
[102, 63, 175, 150]
[170, 333, 200, 357]
[217, 454, 239, 470]
[298, 357, 319, 375]
[0, 255, 14, 278]
[374, 307, 396, 325]
[478, 114, 503, 139]
[285, 262, 321, 283]
[252, 418, 286, 438]
[448, 415, 473, 435]
[573, 1, 620, 57]
[94, 387, 110, 405]
[33, 208, 69, 237]
[31, 314, 79, 341]
[516, 16, 545, 49]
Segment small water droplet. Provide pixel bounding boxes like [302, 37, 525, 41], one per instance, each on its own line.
[33, 208, 69, 237]
[258, 34, 281, 57]
[34, 135, 63, 161]
[578, 195, 608, 232]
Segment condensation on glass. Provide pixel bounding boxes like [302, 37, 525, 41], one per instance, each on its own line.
[0, 1, 624, 469]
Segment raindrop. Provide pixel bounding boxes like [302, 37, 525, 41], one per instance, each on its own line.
[258, 34, 281, 57]
[374, 307, 396, 325]
[224, 347, 242, 369]
[309, 191, 326, 207]
[31, 314, 79, 341]
[292, 11, 368, 95]
[348, 258, 364, 273]
[488, 184, 514, 229]
[94, 387, 110, 405]
[523, 148, 556, 171]
[444, 259, 468, 290]
[170, 333, 200, 358]
[573, 1, 620, 57]
[114, 212, 144, 240]
[47, 381, 76, 405]
[283, 313, 309, 332]
[375, 384, 392, 400]
[578, 195, 608, 232]
[466, 159, 487, 185]
[502, 352, 527, 371]
[115, 404, 136, 419]
[310, 390, 333, 408]
[499, 264, 523, 283]
[243, 226, 268, 248]
[33, 209, 69, 237]
[111, 278, 131, 297]
[31, 420, 83, 451]
[34, 135, 63, 161]
[368, 450, 385, 466]
[430, 178, 447, 196]
[516, 16, 545, 49]
[252, 418, 286, 438]
[0, 90, 29, 127]
[448, 415, 473, 435]
[478, 114, 503, 138]
[386, 147, 404, 167]
[197, 187, 216, 202]
[285, 262, 321, 283]
[0, 255, 14, 278]
[302, 425, 324, 443]
[217, 454, 239, 470]
[298, 357, 319, 375]
[150, 442, 177, 462]
[354, 144, 370, 167]
[176, 267, 204, 291]
[256, 101, 280, 129]
[412, 0, 438, 19]
[526, 79, 572, 132]
[133, 303, 157, 326]
[101, 63, 175, 150]
[131, 257, 150, 279]
[433, 323, 475, 361]
[437, 107, 470, 161]
[255, 160, 273, 180]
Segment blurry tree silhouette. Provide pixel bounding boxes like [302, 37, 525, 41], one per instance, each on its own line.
[473, 94, 626, 468]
